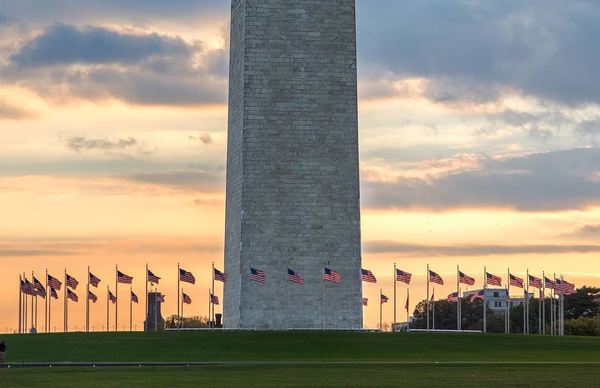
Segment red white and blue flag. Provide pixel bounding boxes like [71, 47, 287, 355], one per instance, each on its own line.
[210, 293, 219, 305]
[214, 268, 228, 283]
[21, 279, 34, 295]
[362, 298, 368, 306]
[447, 292, 459, 302]
[323, 268, 341, 284]
[33, 277, 46, 298]
[67, 289, 78, 302]
[108, 290, 117, 304]
[117, 270, 133, 284]
[361, 269, 377, 283]
[396, 269, 412, 284]
[486, 272, 502, 287]
[66, 274, 79, 289]
[89, 272, 101, 287]
[529, 275, 543, 289]
[131, 291, 139, 303]
[250, 268, 266, 284]
[459, 271, 475, 286]
[287, 269, 304, 285]
[147, 270, 160, 284]
[179, 268, 196, 284]
[88, 290, 98, 303]
[544, 277, 556, 290]
[429, 270, 444, 285]
[50, 287, 59, 299]
[381, 294, 389, 304]
[47, 274, 62, 290]
[510, 274, 524, 288]
[470, 290, 485, 302]
[556, 279, 575, 295]
[182, 292, 192, 304]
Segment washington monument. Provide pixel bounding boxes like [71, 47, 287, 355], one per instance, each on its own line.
[223, 0, 362, 329]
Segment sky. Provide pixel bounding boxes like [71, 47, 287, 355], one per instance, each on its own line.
[1, 0, 600, 332]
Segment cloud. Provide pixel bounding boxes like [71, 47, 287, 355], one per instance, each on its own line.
[3, 24, 228, 105]
[66, 136, 137, 152]
[0, 99, 34, 119]
[576, 224, 600, 236]
[364, 240, 600, 257]
[362, 148, 600, 211]
[357, 0, 600, 105]
[189, 133, 212, 145]
[126, 170, 224, 192]
[577, 120, 600, 138]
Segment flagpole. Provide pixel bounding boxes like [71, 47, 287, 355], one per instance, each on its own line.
[551, 273, 556, 336]
[177, 262, 180, 330]
[106, 285, 109, 332]
[115, 265, 118, 332]
[456, 265, 460, 332]
[86, 266, 90, 333]
[426, 264, 430, 332]
[48, 279, 52, 333]
[130, 286, 133, 332]
[208, 288, 211, 328]
[432, 287, 435, 331]
[64, 268, 67, 333]
[211, 262, 215, 329]
[526, 268, 530, 335]
[507, 268, 510, 335]
[483, 266, 487, 334]
[154, 285, 158, 332]
[32, 270, 35, 332]
[379, 288, 383, 331]
[542, 271, 546, 335]
[145, 263, 148, 332]
[45, 269, 48, 333]
[560, 274, 565, 336]
[393, 263, 397, 325]
[406, 288, 410, 331]
[18, 275, 22, 334]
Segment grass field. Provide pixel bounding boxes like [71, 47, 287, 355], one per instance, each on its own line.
[2, 331, 600, 386]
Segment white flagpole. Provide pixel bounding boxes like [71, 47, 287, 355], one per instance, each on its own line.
[45, 269, 48, 333]
[18, 275, 22, 334]
[542, 271, 546, 335]
[426, 264, 430, 332]
[483, 266, 487, 334]
[177, 262, 180, 330]
[211, 262, 215, 329]
[456, 265, 460, 332]
[379, 289, 383, 331]
[507, 268, 510, 334]
[145, 264, 148, 332]
[526, 268, 530, 335]
[130, 286, 133, 332]
[406, 288, 410, 331]
[432, 287, 435, 331]
[64, 268, 67, 333]
[394, 262, 397, 325]
[115, 265, 118, 332]
[106, 285, 109, 332]
[86, 266, 90, 333]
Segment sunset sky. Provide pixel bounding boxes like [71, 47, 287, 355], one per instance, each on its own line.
[1, 0, 600, 332]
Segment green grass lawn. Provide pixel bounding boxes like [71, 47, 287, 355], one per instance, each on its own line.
[1, 331, 600, 386]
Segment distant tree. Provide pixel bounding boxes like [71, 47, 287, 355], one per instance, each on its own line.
[566, 315, 600, 336]
[411, 299, 505, 333]
[165, 315, 210, 329]
[565, 286, 600, 319]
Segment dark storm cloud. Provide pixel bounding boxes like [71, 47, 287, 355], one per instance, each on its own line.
[357, 0, 600, 105]
[362, 148, 600, 211]
[3, 24, 228, 105]
[364, 240, 600, 257]
[11, 24, 191, 67]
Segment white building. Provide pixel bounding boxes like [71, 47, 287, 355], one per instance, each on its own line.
[463, 288, 533, 314]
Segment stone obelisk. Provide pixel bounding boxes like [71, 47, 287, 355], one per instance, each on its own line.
[224, 0, 362, 329]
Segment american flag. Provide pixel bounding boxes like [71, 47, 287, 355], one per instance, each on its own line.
[131, 291, 139, 303]
[529, 275, 543, 289]
[214, 268, 228, 283]
[250, 268, 266, 284]
[486, 272, 502, 287]
[361, 269, 377, 283]
[510, 274, 524, 288]
[117, 270, 133, 284]
[88, 290, 98, 303]
[47, 274, 62, 290]
[50, 287, 59, 299]
[459, 271, 475, 286]
[544, 277, 556, 290]
[89, 272, 101, 287]
[108, 290, 117, 303]
[396, 269, 412, 284]
[405, 294, 410, 311]
[362, 298, 368, 306]
[381, 294, 389, 304]
[66, 274, 79, 289]
[556, 279, 575, 295]
[67, 289, 78, 302]
[147, 270, 160, 284]
[429, 270, 444, 285]
[287, 269, 304, 285]
[179, 268, 196, 284]
[323, 268, 341, 284]
[210, 293, 219, 305]
[470, 290, 485, 302]
[156, 294, 165, 303]
[182, 292, 192, 304]
[33, 277, 46, 298]
[447, 292, 459, 302]
[21, 279, 34, 295]
[430, 290, 435, 303]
